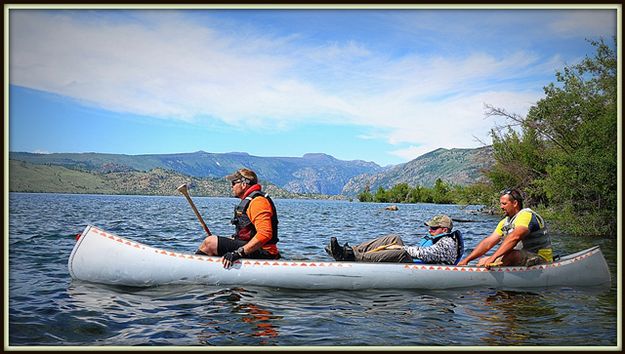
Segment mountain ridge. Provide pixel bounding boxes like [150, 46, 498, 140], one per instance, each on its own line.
[9, 150, 382, 195]
[10, 146, 493, 195]
[341, 146, 494, 195]
[8, 160, 308, 199]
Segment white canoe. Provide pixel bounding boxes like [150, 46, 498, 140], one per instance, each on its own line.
[68, 225, 611, 290]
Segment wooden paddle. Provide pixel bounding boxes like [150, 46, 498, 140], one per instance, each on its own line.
[177, 183, 212, 237]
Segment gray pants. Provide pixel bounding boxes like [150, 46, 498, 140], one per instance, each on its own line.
[352, 234, 413, 263]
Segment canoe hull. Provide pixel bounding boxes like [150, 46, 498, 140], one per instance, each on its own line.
[68, 225, 611, 290]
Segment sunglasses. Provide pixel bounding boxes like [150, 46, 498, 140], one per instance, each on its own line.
[500, 188, 522, 201]
[231, 179, 242, 186]
[429, 226, 443, 231]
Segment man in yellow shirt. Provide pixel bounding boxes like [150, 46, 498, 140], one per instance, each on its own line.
[457, 188, 552, 267]
[195, 168, 280, 268]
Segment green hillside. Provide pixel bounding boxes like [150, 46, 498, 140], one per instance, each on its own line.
[9, 150, 381, 195]
[9, 160, 117, 194]
[8, 160, 301, 198]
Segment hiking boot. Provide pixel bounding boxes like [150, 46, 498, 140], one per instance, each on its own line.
[328, 237, 344, 261]
[342, 243, 356, 261]
[324, 245, 333, 258]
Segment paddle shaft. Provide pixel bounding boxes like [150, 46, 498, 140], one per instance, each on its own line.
[177, 184, 212, 237]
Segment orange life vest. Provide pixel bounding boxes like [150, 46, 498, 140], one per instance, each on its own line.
[231, 190, 279, 244]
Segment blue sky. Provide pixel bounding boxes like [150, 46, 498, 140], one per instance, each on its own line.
[7, 6, 618, 166]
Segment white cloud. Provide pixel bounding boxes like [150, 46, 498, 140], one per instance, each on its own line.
[353, 89, 542, 161]
[550, 11, 617, 38]
[9, 9, 604, 162]
[10, 11, 296, 123]
[389, 145, 431, 161]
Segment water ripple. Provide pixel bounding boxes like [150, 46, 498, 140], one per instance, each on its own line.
[8, 193, 618, 347]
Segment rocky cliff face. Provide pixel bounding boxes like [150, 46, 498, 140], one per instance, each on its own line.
[341, 146, 494, 195]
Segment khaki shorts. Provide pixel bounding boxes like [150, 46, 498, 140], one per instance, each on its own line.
[516, 249, 549, 267]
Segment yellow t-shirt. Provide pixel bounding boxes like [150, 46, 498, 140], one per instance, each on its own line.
[494, 209, 542, 236]
[494, 209, 552, 261]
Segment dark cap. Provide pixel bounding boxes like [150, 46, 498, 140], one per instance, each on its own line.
[225, 168, 258, 185]
[424, 214, 453, 229]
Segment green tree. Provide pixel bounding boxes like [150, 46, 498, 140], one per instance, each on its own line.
[486, 124, 549, 206]
[420, 187, 434, 204]
[374, 186, 389, 203]
[406, 185, 423, 203]
[358, 183, 373, 202]
[431, 178, 453, 204]
[388, 183, 411, 203]
[485, 38, 617, 236]
[450, 182, 496, 206]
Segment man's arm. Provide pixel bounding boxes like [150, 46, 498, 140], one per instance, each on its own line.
[480, 226, 529, 267]
[240, 197, 274, 255]
[456, 232, 501, 266]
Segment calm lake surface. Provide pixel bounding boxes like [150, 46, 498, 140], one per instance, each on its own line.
[7, 193, 619, 347]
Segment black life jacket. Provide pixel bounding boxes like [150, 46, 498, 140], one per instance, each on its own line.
[231, 190, 279, 244]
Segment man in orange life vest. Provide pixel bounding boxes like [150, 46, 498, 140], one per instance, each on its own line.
[195, 168, 280, 268]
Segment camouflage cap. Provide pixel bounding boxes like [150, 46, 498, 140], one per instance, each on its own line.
[424, 214, 453, 229]
[225, 168, 258, 185]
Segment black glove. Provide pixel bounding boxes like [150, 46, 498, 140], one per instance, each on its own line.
[222, 247, 245, 268]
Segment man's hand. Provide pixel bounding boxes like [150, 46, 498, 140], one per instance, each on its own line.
[477, 255, 503, 268]
[222, 247, 245, 268]
[476, 256, 490, 267]
[486, 256, 504, 268]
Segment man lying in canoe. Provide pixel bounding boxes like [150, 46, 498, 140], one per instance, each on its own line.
[195, 168, 280, 268]
[457, 188, 552, 268]
[325, 214, 464, 265]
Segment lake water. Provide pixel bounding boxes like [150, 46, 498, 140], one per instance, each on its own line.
[7, 193, 619, 347]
